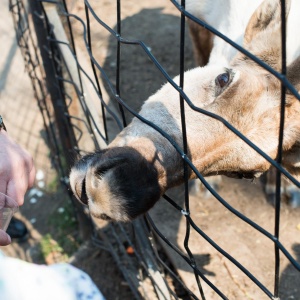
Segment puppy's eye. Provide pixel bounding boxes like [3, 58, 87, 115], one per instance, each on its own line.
[216, 72, 231, 88]
[215, 69, 234, 97]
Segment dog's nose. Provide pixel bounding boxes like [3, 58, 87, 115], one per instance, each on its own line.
[74, 178, 88, 205]
[100, 213, 112, 221]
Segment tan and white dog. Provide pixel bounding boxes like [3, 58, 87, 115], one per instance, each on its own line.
[70, 0, 300, 221]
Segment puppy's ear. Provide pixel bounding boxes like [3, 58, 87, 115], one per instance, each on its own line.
[234, 0, 290, 71]
[244, 0, 290, 47]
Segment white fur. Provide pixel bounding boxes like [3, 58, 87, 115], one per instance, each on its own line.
[182, 0, 300, 64]
[183, 0, 263, 63]
[286, 0, 300, 63]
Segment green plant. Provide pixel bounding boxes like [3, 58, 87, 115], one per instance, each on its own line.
[40, 233, 68, 263]
[46, 175, 59, 193]
[39, 199, 81, 264]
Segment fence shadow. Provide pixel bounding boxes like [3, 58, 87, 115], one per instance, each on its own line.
[279, 243, 300, 299]
[101, 7, 195, 123]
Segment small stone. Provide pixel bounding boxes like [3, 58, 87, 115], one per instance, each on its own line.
[36, 170, 44, 181]
[37, 181, 45, 188]
[30, 198, 37, 204]
[36, 190, 43, 197]
[58, 207, 65, 214]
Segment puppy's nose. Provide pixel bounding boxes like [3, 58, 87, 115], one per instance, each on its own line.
[100, 213, 112, 221]
[75, 178, 88, 205]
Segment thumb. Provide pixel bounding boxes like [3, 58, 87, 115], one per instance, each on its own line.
[0, 230, 11, 246]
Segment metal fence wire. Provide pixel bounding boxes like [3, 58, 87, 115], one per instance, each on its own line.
[9, 0, 300, 299]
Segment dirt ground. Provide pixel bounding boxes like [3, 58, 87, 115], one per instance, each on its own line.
[1, 0, 300, 300]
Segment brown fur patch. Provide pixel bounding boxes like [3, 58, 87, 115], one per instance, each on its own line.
[188, 19, 214, 67]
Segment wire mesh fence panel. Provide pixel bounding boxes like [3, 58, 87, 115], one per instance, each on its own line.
[9, 0, 177, 299]
[9, 0, 300, 299]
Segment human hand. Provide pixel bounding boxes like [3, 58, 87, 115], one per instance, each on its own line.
[0, 230, 11, 246]
[0, 130, 35, 246]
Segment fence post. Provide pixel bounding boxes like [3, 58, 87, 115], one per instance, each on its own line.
[27, 0, 93, 239]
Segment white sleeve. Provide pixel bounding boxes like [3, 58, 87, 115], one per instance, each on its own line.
[0, 252, 105, 300]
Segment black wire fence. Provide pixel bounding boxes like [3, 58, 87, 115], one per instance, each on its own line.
[9, 0, 300, 299]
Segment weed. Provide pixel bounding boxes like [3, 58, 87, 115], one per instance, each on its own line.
[39, 198, 81, 264]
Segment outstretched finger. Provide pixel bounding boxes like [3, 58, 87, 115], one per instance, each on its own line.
[0, 230, 11, 246]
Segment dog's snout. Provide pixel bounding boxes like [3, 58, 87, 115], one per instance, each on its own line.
[70, 154, 97, 206]
[70, 147, 162, 221]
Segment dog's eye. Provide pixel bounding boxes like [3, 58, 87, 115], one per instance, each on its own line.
[216, 73, 230, 88]
[215, 69, 234, 96]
